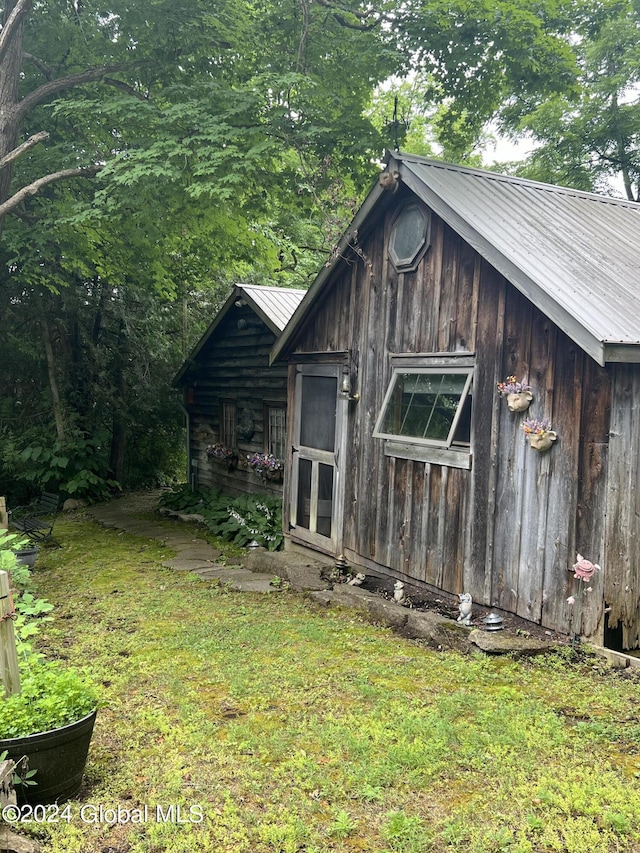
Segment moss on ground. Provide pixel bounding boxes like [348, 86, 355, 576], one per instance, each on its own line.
[15, 513, 640, 853]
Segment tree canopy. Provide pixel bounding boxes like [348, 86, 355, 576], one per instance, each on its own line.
[0, 0, 632, 499]
[504, 0, 640, 200]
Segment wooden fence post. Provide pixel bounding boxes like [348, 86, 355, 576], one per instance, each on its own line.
[1, 759, 41, 851]
[0, 497, 7, 530]
[0, 570, 20, 698]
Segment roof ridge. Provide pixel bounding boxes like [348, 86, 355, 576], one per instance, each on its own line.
[392, 151, 640, 209]
[238, 283, 306, 293]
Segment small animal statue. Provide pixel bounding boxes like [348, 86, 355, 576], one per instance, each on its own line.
[457, 592, 473, 626]
[347, 572, 366, 586]
[393, 580, 407, 605]
[379, 169, 400, 192]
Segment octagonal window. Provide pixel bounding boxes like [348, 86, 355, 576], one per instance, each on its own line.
[389, 205, 430, 271]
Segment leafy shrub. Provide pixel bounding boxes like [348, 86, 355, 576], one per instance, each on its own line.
[158, 484, 220, 513]
[2, 432, 119, 502]
[0, 532, 97, 736]
[203, 494, 283, 551]
[0, 662, 98, 738]
[160, 485, 284, 551]
[0, 531, 28, 577]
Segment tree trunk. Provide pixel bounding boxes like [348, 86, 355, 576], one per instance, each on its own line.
[0, 0, 31, 208]
[41, 317, 66, 440]
[109, 389, 128, 484]
[108, 320, 128, 484]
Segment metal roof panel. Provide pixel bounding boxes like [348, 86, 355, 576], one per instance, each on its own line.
[240, 284, 306, 332]
[173, 284, 306, 385]
[397, 154, 640, 359]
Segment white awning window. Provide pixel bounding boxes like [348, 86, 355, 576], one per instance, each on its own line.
[374, 366, 473, 448]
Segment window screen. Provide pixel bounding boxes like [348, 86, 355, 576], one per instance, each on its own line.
[299, 374, 337, 452]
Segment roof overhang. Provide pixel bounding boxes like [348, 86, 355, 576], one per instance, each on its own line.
[395, 154, 640, 367]
[272, 150, 640, 369]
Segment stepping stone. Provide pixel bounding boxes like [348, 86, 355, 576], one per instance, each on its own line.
[160, 536, 209, 548]
[173, 547, 221, 561]
[469, 629, 553, 657]
[204, 568, 257, 581]
[200, 570, 280, 591]
[232, 577, 279, 593]
[162, 558, 216, 571]
[176, 513, 206, 523]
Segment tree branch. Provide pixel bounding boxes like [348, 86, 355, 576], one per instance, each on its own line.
[0, 130, 49, 171]
[102, 76, 148, 100]
[22, 51, 54, 80]
[331, 12, 377, 31]
[15, 64, 125, 122]
[0, 164, 102, 219]
[296, 0, 310, 73]
[0, 0, 33, 61]
[314, 0, 384, 29]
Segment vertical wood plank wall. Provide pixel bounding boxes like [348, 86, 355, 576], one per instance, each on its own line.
[290, 188, 623, 640]
[186, 306, 288, 497]
[605, 365, 640, 648]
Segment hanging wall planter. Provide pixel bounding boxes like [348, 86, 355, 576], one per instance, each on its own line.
[506, 391, 534, 412]
[497, 376, 533, 412]
[522, 418, 557, 452]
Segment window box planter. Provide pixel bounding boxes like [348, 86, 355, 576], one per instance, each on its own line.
[245, 453, 284, 482]
[206, 444, 238, 471]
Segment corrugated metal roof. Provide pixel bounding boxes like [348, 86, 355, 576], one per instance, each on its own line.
[395, 153, 640, 365]
[173, 284, 306, 386]
[240, 284, 306, 332]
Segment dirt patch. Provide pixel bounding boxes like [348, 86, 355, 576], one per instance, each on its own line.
[336, 572, 571, 646]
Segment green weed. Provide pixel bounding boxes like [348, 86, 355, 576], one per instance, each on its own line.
[23, 513, 640, 853]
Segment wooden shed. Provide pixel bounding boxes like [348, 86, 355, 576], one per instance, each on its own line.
[272, 152, 640, 650]
[174, 283, 305, 497]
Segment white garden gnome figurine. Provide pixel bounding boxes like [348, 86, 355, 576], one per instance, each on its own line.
[457, 592, 473, 626]
[393, 580, 407, 605]
[347, 572, 366, 586]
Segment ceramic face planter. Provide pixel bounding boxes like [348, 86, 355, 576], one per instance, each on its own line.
[527, 430, 557, 452]
[506, 390, 533, 412]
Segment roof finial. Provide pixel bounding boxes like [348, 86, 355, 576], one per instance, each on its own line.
[385, 95, 409, 152]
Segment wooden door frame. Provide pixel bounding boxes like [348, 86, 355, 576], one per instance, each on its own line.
[289, 363, 348, 556]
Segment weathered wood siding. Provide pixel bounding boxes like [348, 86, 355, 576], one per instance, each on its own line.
[289, 186, 619, 640]
[186, 305, 288, 497]
[604, 365, 640, 648]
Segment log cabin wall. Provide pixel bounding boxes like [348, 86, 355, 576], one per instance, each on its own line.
[187, 304, 288, 497]
[289, 186, 616, 639]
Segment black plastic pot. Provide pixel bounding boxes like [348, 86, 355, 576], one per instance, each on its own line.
[15, 547, 39, 568]
[0, 709, 97, 804]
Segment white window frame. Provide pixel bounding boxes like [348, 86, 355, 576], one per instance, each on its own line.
[265, 405, 286, 460]
[220, 401, 237, 449]
[373, 355, 474, 469]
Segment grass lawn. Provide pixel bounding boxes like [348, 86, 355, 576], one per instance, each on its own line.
[14, 512, 640, 853]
